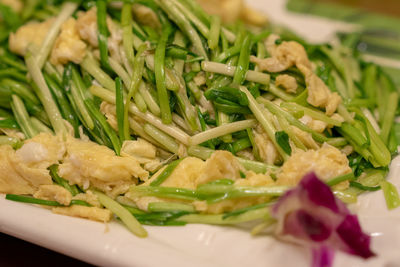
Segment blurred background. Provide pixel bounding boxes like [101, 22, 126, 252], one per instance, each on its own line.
[314, 0, 400, 17]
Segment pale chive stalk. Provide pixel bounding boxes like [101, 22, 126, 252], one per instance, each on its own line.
[128, 117, 169, 150]
[380, 92, 398, 144]
[2, 79, 40, 105]
[133, 91, 147, 113]
[44, 62, 63, 84]
[81, 54, 115, 91]
[217, 111, 233, 143]
[380, 181, 400, 210]
[201, 61, 270, 85]
[109, 57, 131, 88]
[190, 119, 256, 146]
[233, 35, 252, 85]
[157, 0, 208, 58]
[155, 25, 173, 124]
[266, 84, 293, 101]
[36, 2, 78, 69]
[93, 191, 147, 238]
[241, 87, 288, 160]
[25, 53, 66, 134]
[276, 113, 306, 151]
[148, 202, 195, 213]
[280, 102, 342, 126]
[175, 87, 199, 131]
[208, 15, 221, 50]
[31, 117, 53, 134]
[258, 97, 329, 143]
[338, 104, 354, 123]
[215, 45, 241, 63]
[121, 3, 135, 68]
[173, 113, 191, 132]
[115, 77, 127, 142]
[177, 207, 270, 225]
[97, 0, 112, 72]
[90, 85, 190, 145]
[171, 0, 209, 38]
[144, 123, 179, 154]
[138, 82, 160, 116]
[11, 95, 37, 138]
[70, 68, 94, 130]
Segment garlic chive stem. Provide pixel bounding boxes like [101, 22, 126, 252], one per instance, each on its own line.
[144, 124, 180, 154]
[25, 53, 66, 134]
[81, 54, 115, 91]
[90, 85, 190, 145]
[11, 95, 37, 138]
[36, 2, 78, 69]
[190, 119, 256, 146]
[93, 191, 147, 238]
[240, 86, 288, 160]
[201, 61, 270, 85]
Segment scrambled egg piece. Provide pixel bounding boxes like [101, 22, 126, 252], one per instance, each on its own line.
[18, 133, 66, 168]
[197, 0, 267, 26]
[0, 145, 42, 194]
[251, 34, 341, 115]
[0, 0, 23, 13]
[122, 139, 162, 173]
[254, 125, 279, 165]
[277, 143, 351, 188]
[72, 190, 101, 207]
[299, 115, 327, 133]
[52, 206, 112, 222]
[9, 18, 55, 56]
[234, 171, 274, 187]
[122, 138, 156, 159]
[162, 157, 204, 189]
[50, 18, 87, 65]
[33, 184, 72, 206]
[197, 150, 243, 185]
[275, 74, 297, 94]
[132, 3, 161, 29]
[58, 136, 148, 197]
[76, 7, 122, 62]
[0, 133, 64, 194]
[251, 34, 310, 73]
[299, 65, 342, 116]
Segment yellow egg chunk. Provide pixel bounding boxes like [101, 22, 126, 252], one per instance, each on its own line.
[52, 205, 112, 222]
[33, 184, 72, 206]
[58, 136, 148, 197]
[0, 133, 65, 194]
[50, 18, 87, 65]
[277, 143, 351, 189]
[9, 18, 55, 56]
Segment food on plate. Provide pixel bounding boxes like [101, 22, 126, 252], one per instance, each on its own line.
[0, 0, 399, 266]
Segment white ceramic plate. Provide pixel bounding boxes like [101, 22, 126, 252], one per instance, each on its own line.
[1, 1, 400, 267]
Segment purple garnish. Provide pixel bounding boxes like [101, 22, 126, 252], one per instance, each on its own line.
[271, 172, 375, 267]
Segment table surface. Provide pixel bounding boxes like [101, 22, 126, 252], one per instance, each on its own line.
[1, 1, 398, 266]
[0, 233, 92, 267]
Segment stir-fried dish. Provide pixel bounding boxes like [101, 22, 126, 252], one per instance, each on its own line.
[0, 0, 399, 266]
